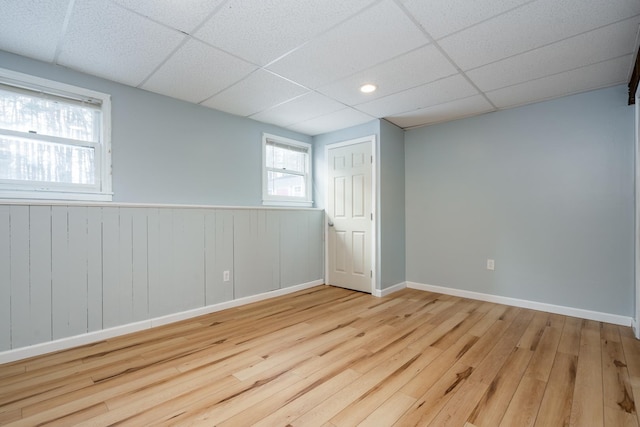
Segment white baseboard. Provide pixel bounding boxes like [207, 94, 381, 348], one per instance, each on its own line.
[373, 282, 407, 297]
[0, 279, 324, 365]
[633, 319, 639, 339]
[406, 281, 633, 327]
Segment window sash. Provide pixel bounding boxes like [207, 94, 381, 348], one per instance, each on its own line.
[265, 138, 308, 174]
[0, 82, 102, 108]
[0, 136, 99, 190]
[0, 84, 102, 144]
[0, 127, 99, 149]
[265, 166, 306, 177]
[265, 139, 308, 154]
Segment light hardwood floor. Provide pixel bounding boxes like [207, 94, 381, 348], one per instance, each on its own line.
[0, 285, 639, 426]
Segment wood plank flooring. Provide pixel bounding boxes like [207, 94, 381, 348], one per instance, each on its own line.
[0, 285, 638, 426]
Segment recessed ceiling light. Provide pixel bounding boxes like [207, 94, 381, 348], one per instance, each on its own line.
[360, 84, 377, 93]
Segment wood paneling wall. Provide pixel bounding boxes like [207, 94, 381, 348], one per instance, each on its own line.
[0, 204, 324, 352]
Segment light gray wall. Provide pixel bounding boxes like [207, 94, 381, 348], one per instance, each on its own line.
[379, 120, 406, 289]
[0, 50, 311, 205]
[405, 85, 635, 316]
[313, 119, 406, 290]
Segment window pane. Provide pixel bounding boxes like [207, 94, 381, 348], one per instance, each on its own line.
[267, 171, 305, 197]
[266, 143, 306, 173]
[0, 135, 95, 184]
[0, 87, 100, 142]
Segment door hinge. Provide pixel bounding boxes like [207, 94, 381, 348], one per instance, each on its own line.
[370, 270, 372, 278]
[370, 213, 373, 220]
[371, 155, 373, 164]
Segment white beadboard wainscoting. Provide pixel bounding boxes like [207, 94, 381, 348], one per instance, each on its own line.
[0, 202, 324, 363]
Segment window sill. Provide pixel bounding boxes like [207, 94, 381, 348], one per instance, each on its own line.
[0, 190, 113, 202]
[262, 200, 313, 208]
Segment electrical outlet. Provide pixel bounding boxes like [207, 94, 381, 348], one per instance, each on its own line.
[223, 270, 230, 282]
[486, 259, 495, 271]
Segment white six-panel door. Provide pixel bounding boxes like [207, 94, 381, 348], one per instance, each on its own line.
[327, 140, 372, 293]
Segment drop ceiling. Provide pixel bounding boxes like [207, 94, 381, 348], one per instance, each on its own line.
[1, 0, 639, 135]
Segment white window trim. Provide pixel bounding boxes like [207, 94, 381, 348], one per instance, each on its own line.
[0, 68, 112, 202]
[262, 133, 312, 208]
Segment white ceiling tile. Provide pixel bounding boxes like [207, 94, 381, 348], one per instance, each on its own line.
[356, 74, 479, 118]
[439, 0, 640, 70]
[195, 0, 376, 66]
[57, 0, 185, 86]
[0, 0, 70, 62]
[250, 92, 345, 128]
[266, 0, 428, 89]
[486, 55, 633, 109]
[142, 39, 257, 104]
[467, 17, 640, 92]
[112, 0, 226, 33]
[3, 0, 638, 134]
[399, 0, 532, 40]
[317, 45, 458, 105]
[387, 95, 495, 128]
[287, 108, 375, 135]
[202, 70, 308, 116]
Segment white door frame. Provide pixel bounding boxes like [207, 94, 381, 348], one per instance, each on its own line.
[325, 135, 377, 294]
[635, 87, 639, 339]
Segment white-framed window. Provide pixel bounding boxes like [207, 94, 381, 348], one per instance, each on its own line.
[0, 68, 112, 201]
[262, 133, 312, 207]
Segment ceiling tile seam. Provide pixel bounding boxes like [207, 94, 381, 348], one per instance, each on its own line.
[185, 0, 233, 36]
[107, 0, 188, 35]
[199, 47, 422, 117]
[235, 71, 376, 122]
[259, 0, 387, 69]
[130, 3, 262, 96]
[194, 68, 290, 107]
[201, 68, 318, 114]
[171, 0, 379, 71]
[134, 35, 191, 88]
[52, 0, 77, 64]
[245, 91, 316, 121]
[368, 92, 491, 120]
[489, 81, 628, 111]
[258, 69, 312, 91]
[285, 107, 377, 130]
[483, 53, 634, 94]
[431, 0, 540, 42]
[350, 104, 382, 120]
[106, 0, 231, 36]
[102, 0, 210, 88]
[248, 88, 365, 127]
[282, 97, 378, 128]
[400, 108, 496, 131]
[461, 14, 640, 75]
[311, 42, 432, 92]
[195, 71, 257, 106]
[373, 97, 496, 131]
[104, 0, 240, 90]
[187, 36, 263, 69]
[349, 72, 468, 109]
[238, 85, 349, 121]
[391, 0, 497, 110]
